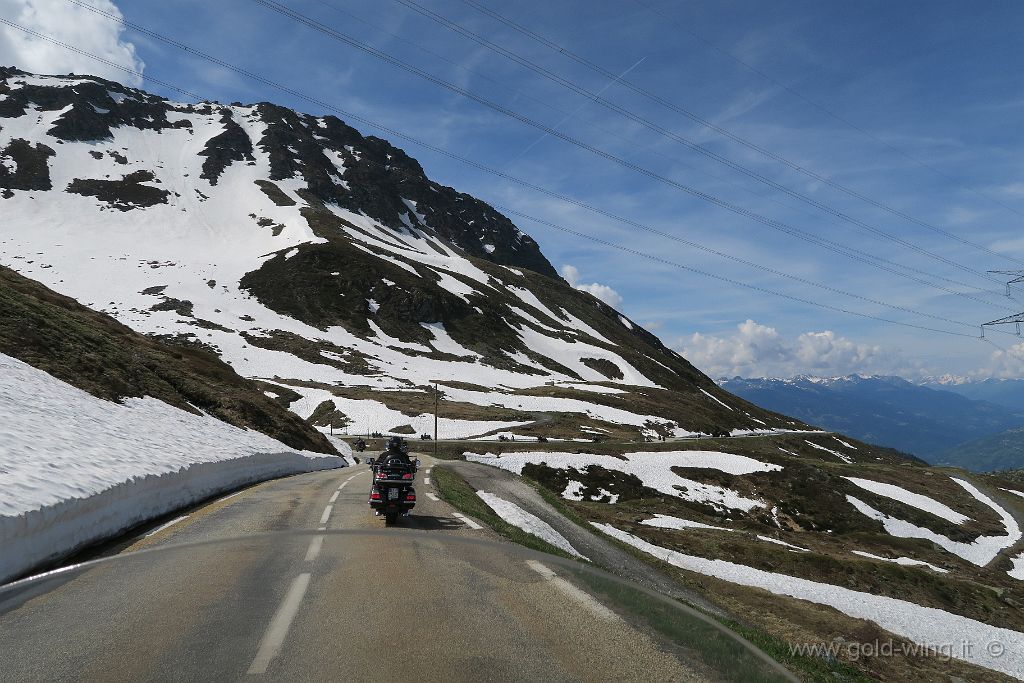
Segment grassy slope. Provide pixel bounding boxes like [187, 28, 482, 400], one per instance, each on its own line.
[0, 265, 335, 454]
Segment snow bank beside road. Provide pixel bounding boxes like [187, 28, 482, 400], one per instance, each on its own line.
[0, 354, 345, 584]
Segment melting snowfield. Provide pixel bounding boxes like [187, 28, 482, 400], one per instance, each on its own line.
[596, 524, 1024, 679]
[845, 477, 1021, 567]
[467, 450, 781, 511]
[0, 354, 345, 584]
[477, 491, 587, 560]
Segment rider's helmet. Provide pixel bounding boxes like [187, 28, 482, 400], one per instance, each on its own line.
[386, 436, 406, 453]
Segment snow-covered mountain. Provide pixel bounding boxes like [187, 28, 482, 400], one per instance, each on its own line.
[0, 67, 814, 444]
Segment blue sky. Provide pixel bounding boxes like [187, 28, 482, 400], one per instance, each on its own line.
[3, 0, 1024, 379]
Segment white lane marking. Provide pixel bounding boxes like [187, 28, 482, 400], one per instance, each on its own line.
[317, 526, 326, 532]
[319, 505, 333, 525]
[145, 514, 188, 537]
[525, 560, 619, 622]
[247, 573, 312, 674]
[424, 477, 431, 485]
[304, 536, 324, 562]
[217, 490, 244, 503]
[426, 493, 440, 502]
[452, 512, 482, 530]
[328, 491, 340, 503]
[426, 469, 431, 475]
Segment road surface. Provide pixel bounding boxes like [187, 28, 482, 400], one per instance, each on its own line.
[0, 455, 791, 682]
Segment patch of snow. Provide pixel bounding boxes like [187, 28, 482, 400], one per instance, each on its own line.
[699, 388, 733, 411]
[756, 535, 809, 552]
[562, 481, 585, 501]
[833, 437, 857, 450]
[851, 550, 949, 574]
[640, 514, 733, 532]
[618, 315, 632, 329]
[0, 354, 343, 584]
[477, 491, 587, 559]
[467, 450, 780, 512]
[805, 440, 853, 464]
[595, 524, 1024, 679]
[367, 299, 380, 313]
[844, 477, 970, 525]
[1010, 552, 1024, 581]
[483, 243, 496, 254]
[846, 477, 1021, 566]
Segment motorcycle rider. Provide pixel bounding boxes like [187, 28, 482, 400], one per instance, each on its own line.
[369, 436, 414, 516]
[375, 436, 411, 467]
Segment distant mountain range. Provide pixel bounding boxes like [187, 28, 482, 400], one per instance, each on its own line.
[719, 375, 1024, 471]
[922, 377, 1024, 413]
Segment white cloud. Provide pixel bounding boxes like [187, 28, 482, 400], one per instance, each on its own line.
[978, 342, 1024, 380]
[677, 319, 915, 379]
[0, 0, 143, 86]
[560, 264, 623, 308]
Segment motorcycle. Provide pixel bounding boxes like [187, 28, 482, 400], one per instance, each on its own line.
[366, 456, 420, 525]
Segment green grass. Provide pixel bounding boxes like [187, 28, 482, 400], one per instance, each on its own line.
[431, 466, 576, 560]
[571, 569, 796, 683]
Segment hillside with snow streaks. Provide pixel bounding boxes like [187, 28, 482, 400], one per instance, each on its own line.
[0, 69, 806, 442]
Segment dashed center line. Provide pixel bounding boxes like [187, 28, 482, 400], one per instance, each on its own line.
[304, 535, 324, 562]
[328, 491, 340, 503]
[319, 505, 333, 525]
[452, 512, 482, 530]
[525, 560, 619, 622]
[247, 572, 312, 675]
[426, 492, 440, 502]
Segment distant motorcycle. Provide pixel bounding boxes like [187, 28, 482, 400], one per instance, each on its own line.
[354, 438, 366, 452]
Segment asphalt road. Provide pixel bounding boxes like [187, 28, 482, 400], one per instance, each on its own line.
[0, 455, 741, 682]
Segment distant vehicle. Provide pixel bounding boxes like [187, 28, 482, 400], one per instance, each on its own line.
[420, 433, 432, 440]
[537, 436, 548, 443]
[353, 438, 366, 452]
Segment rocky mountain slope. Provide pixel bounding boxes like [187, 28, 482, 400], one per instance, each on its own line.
[721, 375, 1024, 468]
[0, 264, 333, 453]
[1, 67, 829, 445]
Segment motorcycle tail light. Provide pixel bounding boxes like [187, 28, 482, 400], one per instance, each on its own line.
[405, 493, 416, 501]
[402, 473, 413, 480]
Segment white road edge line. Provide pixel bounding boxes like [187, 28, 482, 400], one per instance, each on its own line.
[319, 505, 333, 525]
[317, 526, 326, 532]
[424, 477, 431, 485]
[304, 536, 324, 562]
[426, 492, 440, 502]
[426, 469, 431, 475]
[145, 514, 188, 537]
[452, 512, 482, 530]
[247, 573, 312, 675]
[328, 491, 340, 503]
[525, 560, 619, 623]
[217, 490, 244, 503]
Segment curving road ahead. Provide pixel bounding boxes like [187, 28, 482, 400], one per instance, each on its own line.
[0, 456, 788, 682]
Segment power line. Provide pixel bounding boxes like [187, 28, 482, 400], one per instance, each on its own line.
[301, 0, 1015, 305]
[243, 0, 1016, 306]
[630, 0, 1024, 224]
[383, 0, 1011, 282]
[493, 204, 980, 339]
[18, 10, 1019, 338]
